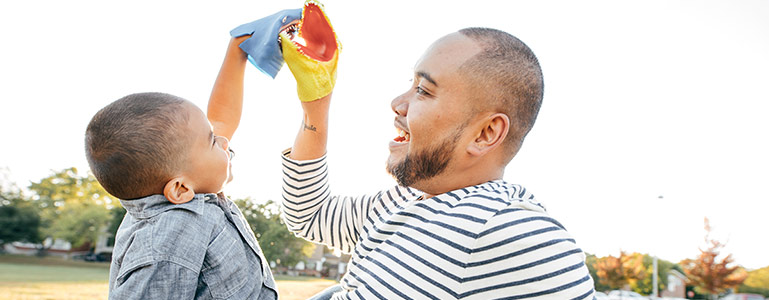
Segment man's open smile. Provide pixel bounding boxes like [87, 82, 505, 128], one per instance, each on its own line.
[389, 119, 411, 152]
[394, 128, 411, 143]
[392, 118, 411, 143]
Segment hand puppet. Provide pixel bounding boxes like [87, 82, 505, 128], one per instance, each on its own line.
[231, 0, 340, 102]
[230, 8, 302, 78]
[280, 0, 341, 102]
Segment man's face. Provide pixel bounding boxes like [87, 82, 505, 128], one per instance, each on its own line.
[386, 33, 481, 190]
[183, 103, 232, 194]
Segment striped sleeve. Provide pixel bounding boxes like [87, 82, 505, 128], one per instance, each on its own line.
[460, 205, 595, 299]
[281, 150, 373, 253]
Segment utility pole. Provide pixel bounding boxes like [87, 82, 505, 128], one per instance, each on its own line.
[653, 255, 658, 298]
[652, 195, 663, 299]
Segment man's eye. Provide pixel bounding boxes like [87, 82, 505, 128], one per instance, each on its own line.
[415, 86, 428, 95]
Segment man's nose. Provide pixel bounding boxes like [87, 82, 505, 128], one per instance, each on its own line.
[390, 92, 409, 116]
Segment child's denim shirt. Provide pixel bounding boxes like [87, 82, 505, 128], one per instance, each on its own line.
[109, 193, 276, 299]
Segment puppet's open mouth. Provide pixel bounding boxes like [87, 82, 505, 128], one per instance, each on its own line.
[281, 0, 338, 62]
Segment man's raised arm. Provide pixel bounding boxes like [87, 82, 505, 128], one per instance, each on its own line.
[290, 94, 331, 160]
[276, 2, 374, 253]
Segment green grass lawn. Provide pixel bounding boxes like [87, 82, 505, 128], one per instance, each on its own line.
[0, 255, 109, 282]
[0, 254, 336, 300]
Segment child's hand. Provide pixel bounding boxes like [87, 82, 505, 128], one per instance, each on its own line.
[230, 8, 302, 78]
[280, 0, 340, 102]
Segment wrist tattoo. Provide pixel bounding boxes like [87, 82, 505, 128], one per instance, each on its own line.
[303, 121, 317, 132]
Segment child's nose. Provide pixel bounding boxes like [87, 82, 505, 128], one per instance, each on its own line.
[215, 135, 230, 151]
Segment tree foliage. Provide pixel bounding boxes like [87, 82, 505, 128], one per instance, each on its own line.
[44, 202, 111, 248]
[594, 251, 646, 290]
[681, 217, 747, 297]
[631, 254, 676, 295]
[586, 253, 612, 292]
[0, 180, 41, 247]
[742, 266, 769, 289]
[27, 168, 115, 248]
[28, 167, 115, 209]
[107, 206, 127, 245]
[234, 198, 316, 268]
[3, 166, 317, 266]
[738, 266, 769, 297]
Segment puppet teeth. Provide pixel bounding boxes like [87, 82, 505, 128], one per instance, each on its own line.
[284, 0, 340, 61]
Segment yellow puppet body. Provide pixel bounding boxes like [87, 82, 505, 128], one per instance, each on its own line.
[280, 0, 341, 102]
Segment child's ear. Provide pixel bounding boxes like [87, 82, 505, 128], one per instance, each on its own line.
[467, 113, 510, 157]
[163, 177, 195, 204]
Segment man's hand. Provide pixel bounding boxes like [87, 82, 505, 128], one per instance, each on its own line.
[283, 1, 339, 160]
[281, 0, 340, 102]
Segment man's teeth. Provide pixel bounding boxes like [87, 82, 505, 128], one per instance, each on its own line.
[397, 129, 410, 142]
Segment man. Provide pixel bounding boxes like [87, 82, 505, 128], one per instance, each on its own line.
[281, 28, 595, 299]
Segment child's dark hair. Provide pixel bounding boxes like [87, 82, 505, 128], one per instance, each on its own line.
[85, 92, 190, 199]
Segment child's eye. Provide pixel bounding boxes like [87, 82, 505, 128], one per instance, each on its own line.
[212, 135, 219, 148]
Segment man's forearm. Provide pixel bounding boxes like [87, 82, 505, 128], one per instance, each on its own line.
[290, 94, 331, 160]
[208, 36, 248, 141]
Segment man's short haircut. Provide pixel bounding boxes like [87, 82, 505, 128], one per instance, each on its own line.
[85, 92, 190, 199]
[458, 27, 544, 162]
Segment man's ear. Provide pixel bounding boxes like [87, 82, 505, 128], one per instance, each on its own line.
[467, 113, 510, 157]
[163, 177, 195, 204]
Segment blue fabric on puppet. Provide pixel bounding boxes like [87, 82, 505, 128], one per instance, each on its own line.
[230, 8, 302, 78]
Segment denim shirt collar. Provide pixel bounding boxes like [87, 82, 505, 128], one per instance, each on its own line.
[119, 193, 218, 219]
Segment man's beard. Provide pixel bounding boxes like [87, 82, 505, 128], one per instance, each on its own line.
[386, 130, 462, 188]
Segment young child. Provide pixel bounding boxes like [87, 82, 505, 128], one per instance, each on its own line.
[85, 36, 277, 299]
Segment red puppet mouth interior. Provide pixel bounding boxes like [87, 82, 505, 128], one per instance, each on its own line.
[282, 2, 338, 62]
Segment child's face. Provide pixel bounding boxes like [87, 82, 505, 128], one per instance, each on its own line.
[182, 102, 232, 194]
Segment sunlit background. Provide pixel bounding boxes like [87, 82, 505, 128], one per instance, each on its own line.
[1, 0, 767, 271]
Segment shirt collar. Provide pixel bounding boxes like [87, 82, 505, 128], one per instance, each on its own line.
[119, 193, 218, 219]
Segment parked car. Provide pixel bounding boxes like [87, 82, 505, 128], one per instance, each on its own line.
[720, 294, 766, 300]
[83, 252, 110, 262]
[608, 290, 648, 300]
[595, 291, 610, 300]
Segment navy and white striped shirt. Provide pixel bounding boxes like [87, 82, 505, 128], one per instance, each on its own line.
[281, 150, 595, 299]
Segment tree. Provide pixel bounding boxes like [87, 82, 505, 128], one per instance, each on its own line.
[680, 217, 747, 299]
[737, 266, 769, 297]
[742, 266, 769, 289]
[28, 168, 115, 249]
[586, 253, 612, 292]
[43, 202, 111, 248]
[594, 251, 647, 291]
[0, 178, 41, 249]
[234, 198, 316, 268]
[630, 254, 676, 295]
[106, 206, 127, 247]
